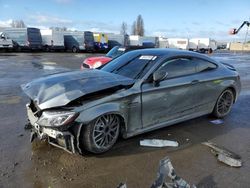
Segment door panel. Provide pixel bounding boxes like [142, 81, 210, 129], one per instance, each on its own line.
[141, 74, 199, 128]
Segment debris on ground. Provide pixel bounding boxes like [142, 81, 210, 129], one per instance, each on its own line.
[210, 119, 224, 125]
[202, 141, 242, 167]
[117, 183, 127, 188]
[140, 139, 179, 148]
[151, 156, 196, 188]
[24, 122, 32, 130]
[13, 162, 19, 167]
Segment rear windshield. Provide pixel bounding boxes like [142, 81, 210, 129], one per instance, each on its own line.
[106, 46, 126, 58]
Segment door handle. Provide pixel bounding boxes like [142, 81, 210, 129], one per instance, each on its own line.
[191, 80, 199, 85]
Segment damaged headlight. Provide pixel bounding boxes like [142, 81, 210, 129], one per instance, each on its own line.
[36, 111, 79, 127]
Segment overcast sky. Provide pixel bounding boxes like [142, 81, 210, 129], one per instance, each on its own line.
[0, 0, 249, 41]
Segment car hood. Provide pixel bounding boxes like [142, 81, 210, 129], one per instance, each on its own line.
[85, 56, 112, 63]
[22, 69, 134, 110]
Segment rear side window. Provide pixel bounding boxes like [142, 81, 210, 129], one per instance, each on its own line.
[158, 58, 196, 79]
[194, 58, 217, 72]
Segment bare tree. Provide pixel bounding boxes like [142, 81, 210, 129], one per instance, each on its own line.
[11, 20, 26, 28]
[131, 15, 145, 36]
[62, 26, 67, 31]
[136, 15, 144, 36]
[131, 21, 137, 35]
[120, 22, 128, 35]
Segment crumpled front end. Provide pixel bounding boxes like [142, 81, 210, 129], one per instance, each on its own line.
[26, 101, 79, 154]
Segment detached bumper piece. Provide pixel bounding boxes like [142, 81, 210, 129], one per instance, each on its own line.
[48, 132, 76, 154]
[31, 126, 76, 154]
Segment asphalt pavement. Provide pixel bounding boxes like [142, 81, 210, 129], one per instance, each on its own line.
[0, 51, 250, 188]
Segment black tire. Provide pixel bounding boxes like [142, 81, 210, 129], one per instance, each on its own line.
[212, 89, 234, 118]
[17, 46, 22, 52]
[81, 114, 120, 153]
[72, 46, 78, 53]
[45, 46, 50, 52]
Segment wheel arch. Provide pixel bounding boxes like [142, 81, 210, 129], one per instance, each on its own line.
[75, 112, 126, 154]
[74, 104, 128, 153]
[227, 86, 237, 103]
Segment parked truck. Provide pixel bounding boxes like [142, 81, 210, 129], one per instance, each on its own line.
[4, 27, 42, 51]
[158, 37, 169, 48]
[64, 31, 95, 53]
[0, 32, 14, 51]
[93, 33, 108, 51]
[40, 29, 64, 51]
[189, 38, 217, 53]
[106, 33, 129, 50]
[141, 36, 157, 48]
[129, 35, 158, 47]
[167, 38, 189, 50]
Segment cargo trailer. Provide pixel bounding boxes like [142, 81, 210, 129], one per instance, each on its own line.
[189, 38, 217, 53]
[158, 37, 169, 48]
[167, 38, 189, 50]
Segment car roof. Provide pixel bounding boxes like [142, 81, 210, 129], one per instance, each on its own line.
[130, 48, 197, 56]
[127, 48, 217, 63]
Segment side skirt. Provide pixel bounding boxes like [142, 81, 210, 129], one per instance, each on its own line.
[124, 110, 211, 138]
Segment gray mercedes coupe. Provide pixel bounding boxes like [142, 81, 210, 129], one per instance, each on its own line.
[22, 49, 241, 154]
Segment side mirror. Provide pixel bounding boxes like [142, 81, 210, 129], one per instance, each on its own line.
[153, 70, 168, 86]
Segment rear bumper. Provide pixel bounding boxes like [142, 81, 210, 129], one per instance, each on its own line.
[26, 104, 77, 154]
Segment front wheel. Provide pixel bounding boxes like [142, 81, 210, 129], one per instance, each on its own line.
[212, 89, 234, 118]
[81, 114, 120, 153]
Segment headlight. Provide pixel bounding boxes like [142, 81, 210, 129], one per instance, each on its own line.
[36, 111, 79, 127]
[93, 61, 102, 68]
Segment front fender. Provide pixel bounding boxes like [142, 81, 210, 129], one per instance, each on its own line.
[76, 102, 127, 126]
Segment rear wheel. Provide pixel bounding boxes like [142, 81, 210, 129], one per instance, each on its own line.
[72, 46, 78, 53]
[45, 45, 50, 52]
[81, 114, 120, 153]
[213, 89, 234, 118]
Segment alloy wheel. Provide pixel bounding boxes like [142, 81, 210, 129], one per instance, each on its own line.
[216, 90, 234, 117]
[92, 114, 119, 149]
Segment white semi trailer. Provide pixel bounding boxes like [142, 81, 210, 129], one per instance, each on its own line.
[40, 29, 65, 51]
[167, 38, 189, 50]
[189, 38, 217, 53]
[158, 37, 169, 48]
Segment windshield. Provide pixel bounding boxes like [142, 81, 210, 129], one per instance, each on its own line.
[106, 46, 126, 58]
[101, 51, 159, 79]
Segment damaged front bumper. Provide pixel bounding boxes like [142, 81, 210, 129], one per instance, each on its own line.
[26, 104, 77, 154]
